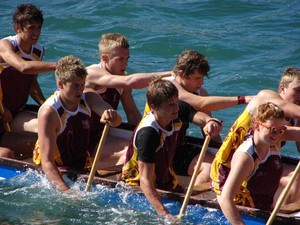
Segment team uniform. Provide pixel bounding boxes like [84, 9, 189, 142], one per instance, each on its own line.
[143, 75, 201, 176]
[212, 136, 283, 210]
[121, 112, 183, 192]
[210, 104, 284, 210]
[33, 91, 93, 170]
[211, 103, 294, 174]
[0, 35, 44, 114]
[88, 63, 124, 152]
[210, 105, 253, 177]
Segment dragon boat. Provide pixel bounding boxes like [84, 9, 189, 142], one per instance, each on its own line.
[0, 123, 299, 225]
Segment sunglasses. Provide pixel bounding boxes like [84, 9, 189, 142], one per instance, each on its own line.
[256, 121, 287, 135]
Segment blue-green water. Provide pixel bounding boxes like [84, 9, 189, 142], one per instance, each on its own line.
[0, 167, 265, 225]
[1, 0, 299, 224]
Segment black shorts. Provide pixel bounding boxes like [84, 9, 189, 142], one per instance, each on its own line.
[172, 144, 200, 176]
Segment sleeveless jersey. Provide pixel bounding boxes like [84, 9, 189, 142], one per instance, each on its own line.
[210, 105, 252, 177]
[33, 91, 92, 170]
[88, 63, 123, 150]
[0, 35, 44, 112]
[143, 75, 198, 144]
[212, 137, 283, 210]
[121, 112, 182, 191]
[210, 103, 293, 175]
[88, 63, 123, 108]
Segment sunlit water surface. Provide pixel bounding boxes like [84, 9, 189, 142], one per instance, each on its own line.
[1, 0, 299, 224]
[0, 169, 265, 225]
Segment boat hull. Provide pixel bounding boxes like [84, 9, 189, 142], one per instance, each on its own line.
[0, 123, 299, 224]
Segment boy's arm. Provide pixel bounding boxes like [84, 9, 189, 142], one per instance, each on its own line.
[218, 152, 253, 225]
[295, 121, 300, 154]
[136, 127, 170, 215]
[86, 66, 171, 89]
[38, 104, 69, 191]
[85, 91, 122, 127]
[0, 39, 56, 74]
[173, 81, 252, 112]
[121, 88, 142, 125]
[29, 75, 46, 105]
[192, 111, 223, 138]
[281, 126, 300, 143]
[250, 89, 300, 122]
[138, 161, 170, 215]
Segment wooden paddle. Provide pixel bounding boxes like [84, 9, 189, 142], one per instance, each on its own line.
[0, 101, 10, 132]
[266, 160, 300, 225]
[177, 135, 211, 219]
[85, 123, 110, 192]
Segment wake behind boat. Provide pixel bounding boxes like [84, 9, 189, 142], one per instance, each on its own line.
[0, 123, 299, 224]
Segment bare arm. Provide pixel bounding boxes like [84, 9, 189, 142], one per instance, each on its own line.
[191, 111, 209, 127]
[38, 104, 69, 191]
[29, 75, 46, 105]
[85, 66, 171, 89]
[249, 90, 300, 122]
[295, 121, 300, 154]
[85, 91, 122, 127]
[281, 125, 300, 143]
[138, 161, 170, 215]
[192, 111, 223, 138]
[218, 152, 253, 225]
[173, 81, 252, 112]
[121, 88, 142, 125]
[0, 39, 56, 74]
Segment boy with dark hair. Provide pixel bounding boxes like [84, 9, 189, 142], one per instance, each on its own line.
[0, 4, 57, 132]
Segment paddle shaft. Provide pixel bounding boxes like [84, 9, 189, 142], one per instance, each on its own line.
[266, 160, 300, 225]
[178, 135, 211, 219]
[85, 123, 110, 192]
[0, 101, 10, 132]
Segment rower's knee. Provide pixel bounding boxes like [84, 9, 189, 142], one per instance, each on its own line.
[0, 147, 15, 159]
[192, 163, 211, 185]
[283, 174, 300, 205]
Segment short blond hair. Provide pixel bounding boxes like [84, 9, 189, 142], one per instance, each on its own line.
[278, 67, 300, 91]
[98, 33, 129, 56]
[55, 55, 87, 83]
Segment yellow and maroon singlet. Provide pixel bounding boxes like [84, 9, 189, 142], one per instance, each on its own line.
[33, 91, 93, 170]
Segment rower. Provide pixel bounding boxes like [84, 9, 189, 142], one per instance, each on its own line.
[211, 67, 300, 224]
[0, 4, 57, 133]
[33, 55, 121, 192]
[211, 102, 300, 224]
[85, 33, 171, 167]
[144, 50, 250, 185]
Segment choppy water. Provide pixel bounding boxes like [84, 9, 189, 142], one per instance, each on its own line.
[1, 0, 299, 224]
[0, 168, 265, 225]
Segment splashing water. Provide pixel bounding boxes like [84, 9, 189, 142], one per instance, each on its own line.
[0, 168, 265, 225]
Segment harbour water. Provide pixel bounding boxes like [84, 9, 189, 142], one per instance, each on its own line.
[1, 0, 299, 224]
[0, 166, 265, 224]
